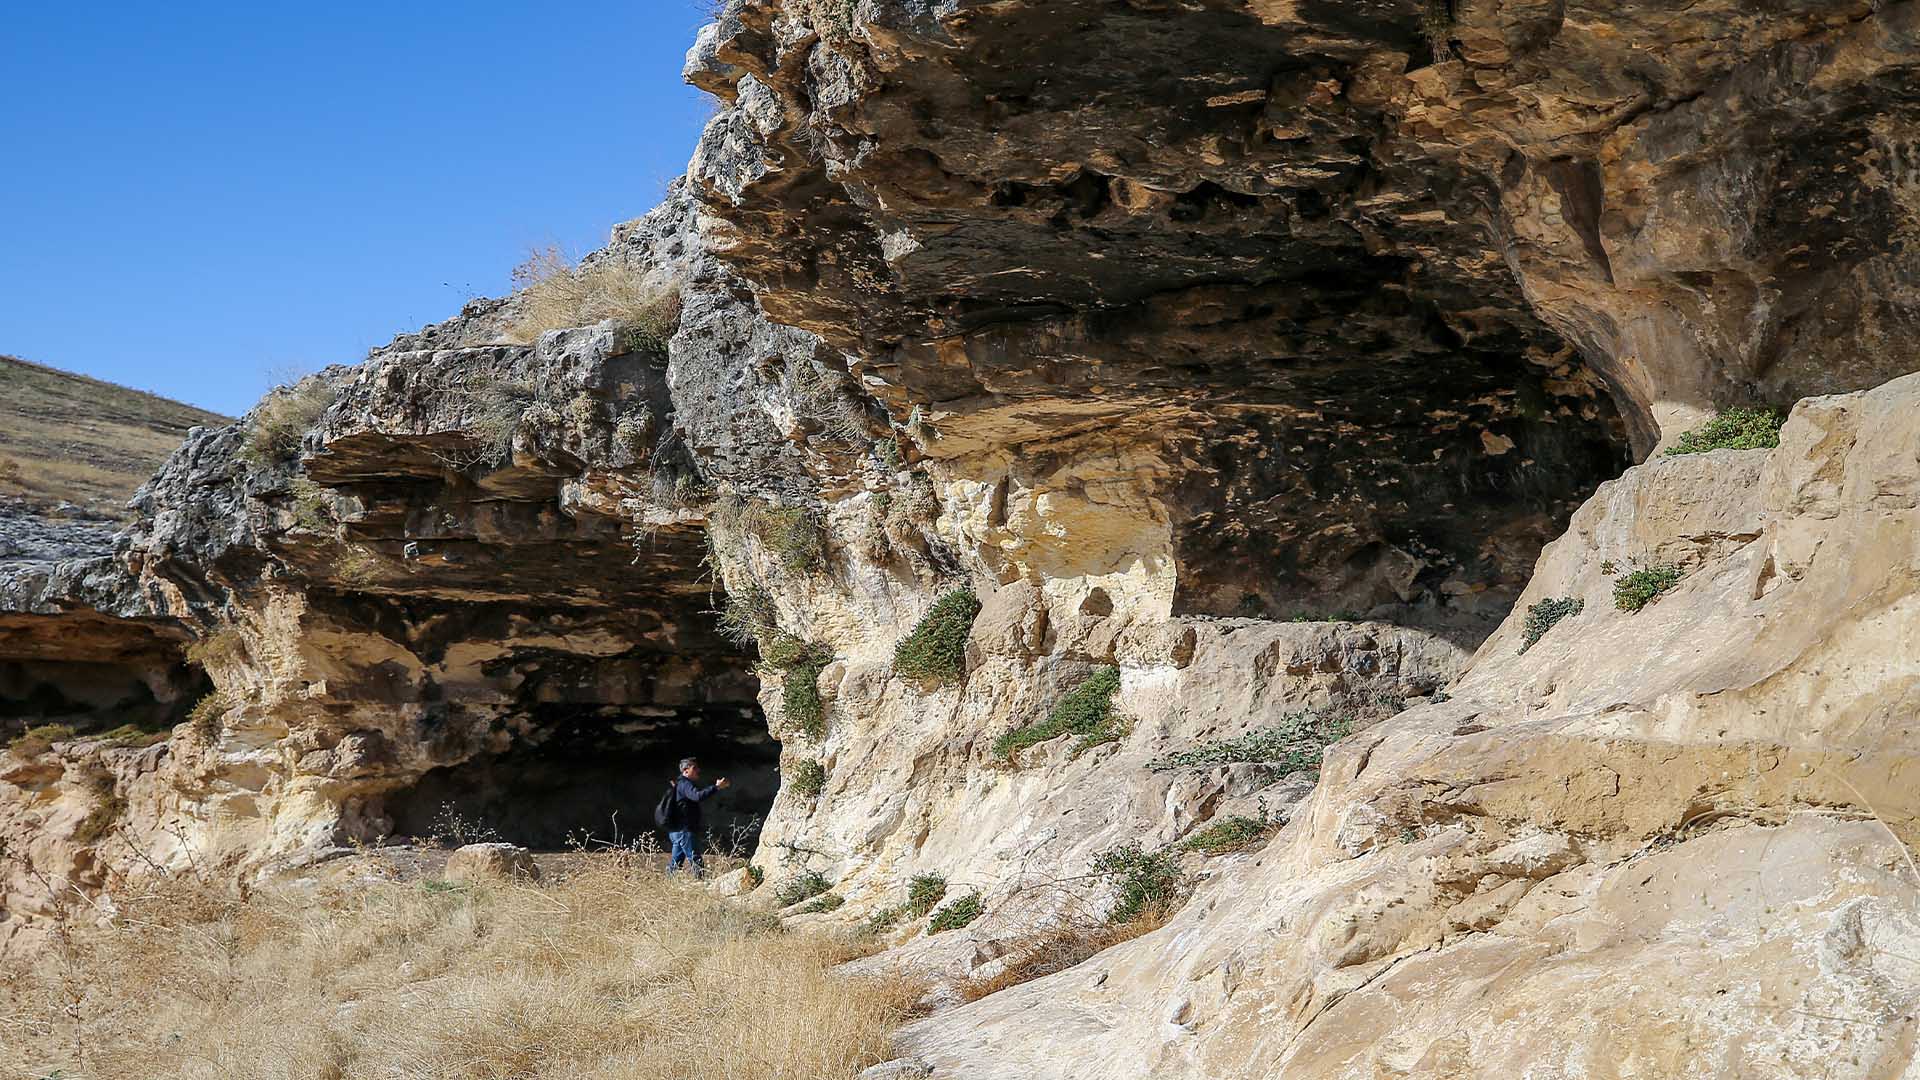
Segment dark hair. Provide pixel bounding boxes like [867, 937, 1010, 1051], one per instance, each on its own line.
[678, 757, 699, 772]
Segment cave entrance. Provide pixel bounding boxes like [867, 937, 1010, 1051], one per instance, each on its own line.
[0, 613, 209, 745]
[385, 700, 778, 853]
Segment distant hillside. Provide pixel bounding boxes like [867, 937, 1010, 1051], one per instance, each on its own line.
[0, 355, 231, 515]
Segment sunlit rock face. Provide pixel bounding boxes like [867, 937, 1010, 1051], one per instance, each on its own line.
[0, 3, 1917, 1072]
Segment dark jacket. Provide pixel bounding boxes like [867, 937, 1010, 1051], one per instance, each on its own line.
[672, 776, 720, 832]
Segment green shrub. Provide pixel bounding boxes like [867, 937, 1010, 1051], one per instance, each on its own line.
[864, 905, 906, 932]
[1613, 565, 1683, 612]
[992, 666, 1124, 762]
[1519, 597, 1583, 653]
[1151, 710, 1355, 773]
[906, 873, 947, 916]
[744, 865, 764, 890]
[796, 892, 844, 914]
[773, 871, 832, 908]
[789, 758, 827, 798]
[1664, 407, 1785, 456]
[8, 723, 76, 759]
[927, 893, 983, 933]
[893, 588, 981, 684]
[1092, 842, 1185, 924]
[1180, 816, 1274, 856]
[773, 642, 834, 741]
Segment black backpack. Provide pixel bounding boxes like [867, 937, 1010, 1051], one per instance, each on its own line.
[653, 779, 681, 830]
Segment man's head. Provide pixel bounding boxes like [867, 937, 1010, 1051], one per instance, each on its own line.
[679, 756, 700, 779]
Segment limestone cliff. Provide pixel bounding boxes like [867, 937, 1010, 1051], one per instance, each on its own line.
[2, 0, 1918, 1075]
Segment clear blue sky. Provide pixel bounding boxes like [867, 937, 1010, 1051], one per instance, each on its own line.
[0, 2, 719, 416]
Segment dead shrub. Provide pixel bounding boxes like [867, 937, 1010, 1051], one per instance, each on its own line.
[960, 911, 1167, 1002]
[237, 374, 336, 470]
[502, 246, 682, 348]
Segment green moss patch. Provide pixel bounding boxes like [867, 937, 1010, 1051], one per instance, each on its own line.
[1613, 565, 1683, 612]
[1519, 596, 1583, 652]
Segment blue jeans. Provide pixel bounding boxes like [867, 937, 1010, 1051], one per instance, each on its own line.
[667, 829, 703, 874]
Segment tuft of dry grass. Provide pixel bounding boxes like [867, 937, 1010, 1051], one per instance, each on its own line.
[0, 854, 921, 1080]
[502, 247, 681, 348]
[959, 912, 1167, 1003]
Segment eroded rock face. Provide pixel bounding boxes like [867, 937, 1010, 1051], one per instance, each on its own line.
[0, 0, 1916, 1071]
[890, 373, 1920, 1080]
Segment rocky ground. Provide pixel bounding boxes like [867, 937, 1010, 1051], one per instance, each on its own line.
[2, 0, 1918, 1076]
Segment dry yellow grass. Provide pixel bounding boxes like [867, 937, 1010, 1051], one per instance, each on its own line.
[958, 911, 1167, 1003]
[502, 247, 680, 348]
[0, 355, 229, 514]
[0, 855, 919, 1080]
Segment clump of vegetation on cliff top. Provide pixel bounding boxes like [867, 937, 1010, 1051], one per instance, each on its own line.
[927, 893, 984, 933]
[993, 665, 1125, 763]
[893, 587, 981, 684]
[237, 374, 336, 470]
[0, 855, 918, 1079]
[1664, 406, 1785, 456]
[1614, 564, 1684, 612]
[502, 245, 681, 351]
[1150, 709, 1355, 773]
[1519, 596, 1584, 652]
[72, 780, 126, 845]
[788, 757, 827, 798]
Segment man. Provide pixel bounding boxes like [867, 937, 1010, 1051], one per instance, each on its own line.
[666, 756, 730, 874]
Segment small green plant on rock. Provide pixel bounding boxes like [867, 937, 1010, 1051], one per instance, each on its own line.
[927, 893, 983, 933]
[992, 666, 1125, 763]
[744, 865, 765, 890]
[1613, 564, 1683, 612]
[1663, 407, 1785, 456]
[768, 639, 834, 741]
[906, 873, 947, 916]
[789, 758, 827, 798]
[187, 691, 230, 744]
[73, 781, 126, 845]
[1092, 842, 1186, 924]
[1519, 596, 1584, 653]
[1151, 709, 1354, 773]
[745, 503, 827, 574]
[1180, 816, 1275, 856]
[716, 584, 779, 649]
[893, 587, 981, 684]
[796, 892, 844, 914]
[774, 870, 832, 908]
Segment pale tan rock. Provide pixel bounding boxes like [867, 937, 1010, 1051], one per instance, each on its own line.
[444, 843, 540, 884]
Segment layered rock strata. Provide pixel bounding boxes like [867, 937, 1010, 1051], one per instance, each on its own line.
[0, 1, 1915, 1075]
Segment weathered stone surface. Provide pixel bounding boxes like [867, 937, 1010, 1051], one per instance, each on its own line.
[892, 373, 1920, 1079]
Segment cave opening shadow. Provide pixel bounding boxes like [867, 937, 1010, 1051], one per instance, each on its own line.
[386, 703, 780, 855]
